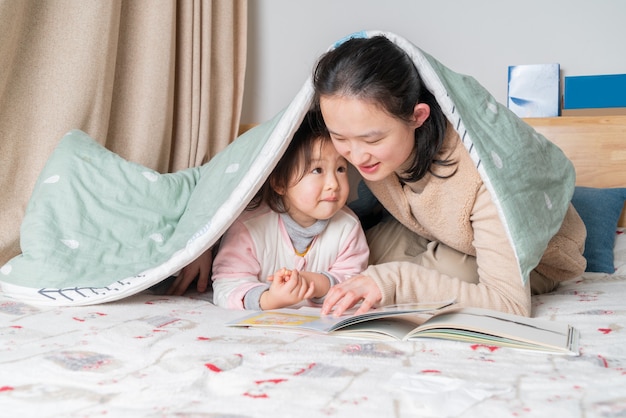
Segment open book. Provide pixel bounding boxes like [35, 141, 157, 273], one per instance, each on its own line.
[227, 301, 580, 356]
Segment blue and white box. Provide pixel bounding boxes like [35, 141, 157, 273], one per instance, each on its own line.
[507, 63, 560, 117]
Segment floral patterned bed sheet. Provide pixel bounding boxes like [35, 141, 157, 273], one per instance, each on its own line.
[2, 249, 626, 417]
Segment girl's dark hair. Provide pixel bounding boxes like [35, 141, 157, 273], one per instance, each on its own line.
[313, 35, 454, 182]
[248, 110, 330, 212]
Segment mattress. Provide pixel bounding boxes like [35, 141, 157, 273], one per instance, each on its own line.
[2, 231, 626, 417]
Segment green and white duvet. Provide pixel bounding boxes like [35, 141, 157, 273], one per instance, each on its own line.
[0, 31, 574, 305]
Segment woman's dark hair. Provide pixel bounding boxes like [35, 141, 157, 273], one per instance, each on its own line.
[248, 110, 330, 212]
[313, 35, 454, 182]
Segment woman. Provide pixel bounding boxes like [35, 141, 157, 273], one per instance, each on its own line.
[313, 34, 586, 317]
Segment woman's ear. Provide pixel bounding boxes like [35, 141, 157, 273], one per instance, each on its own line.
[412, 103, 431, 128]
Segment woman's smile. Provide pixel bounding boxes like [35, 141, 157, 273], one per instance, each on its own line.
[357, 161, 381, 175]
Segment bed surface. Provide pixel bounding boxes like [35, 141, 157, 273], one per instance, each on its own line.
[2, 257, 626, 417]
[2, 115, 626, 417]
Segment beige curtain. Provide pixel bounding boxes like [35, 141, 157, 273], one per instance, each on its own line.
[0, 0, 247, 265]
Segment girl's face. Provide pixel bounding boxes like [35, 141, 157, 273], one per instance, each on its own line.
[320, 95, 427, 182]
[281, 139, 350, 227]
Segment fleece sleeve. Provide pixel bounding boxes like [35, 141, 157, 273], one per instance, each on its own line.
[365, 184, 532, 316]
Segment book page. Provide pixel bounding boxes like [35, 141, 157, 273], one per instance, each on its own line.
[331, 317, 425, 341]
[227, 299, 456, 333]
[227, 309, 340, 333]
[408, 308, 577, 354]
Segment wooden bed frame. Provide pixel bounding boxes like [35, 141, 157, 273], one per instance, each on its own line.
[524, 115, 626, 226]
[240, 115, 626, 225]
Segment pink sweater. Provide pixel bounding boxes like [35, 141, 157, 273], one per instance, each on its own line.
[212, 205, 369, 309]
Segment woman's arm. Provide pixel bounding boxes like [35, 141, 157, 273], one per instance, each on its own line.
[324, 185, 531, 317]
[369, 184, 531, 315]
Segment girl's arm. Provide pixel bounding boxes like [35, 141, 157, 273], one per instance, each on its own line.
[212, 219, 266, 309]
[325, 210, 370, 282]
[297, 271, 332, 299]
[312, 211, 370, 309]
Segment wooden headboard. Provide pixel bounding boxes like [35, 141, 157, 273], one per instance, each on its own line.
[524, 115, 626, 226]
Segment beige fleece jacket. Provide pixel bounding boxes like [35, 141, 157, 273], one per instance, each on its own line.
[364, 125, 587, 316]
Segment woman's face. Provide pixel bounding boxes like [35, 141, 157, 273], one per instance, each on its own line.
[319, 95, 422, 182]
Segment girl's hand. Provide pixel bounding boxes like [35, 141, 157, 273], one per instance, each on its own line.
[266, 268, 293, 284]
[321, 274, 382, 316]
[262, 269, 315, 309]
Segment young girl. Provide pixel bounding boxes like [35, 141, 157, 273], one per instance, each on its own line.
[210, 111, 369, 310]
[313, 35, 586, 317]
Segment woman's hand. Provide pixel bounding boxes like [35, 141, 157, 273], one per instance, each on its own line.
[321, 274, 382, 316]
[261, 268, 315, 310]
[166, 247, 213, 295]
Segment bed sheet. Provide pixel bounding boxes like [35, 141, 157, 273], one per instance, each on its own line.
[2, 252, 626, 417]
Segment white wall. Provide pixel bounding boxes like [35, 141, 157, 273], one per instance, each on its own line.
[241, 0, 626, 123]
